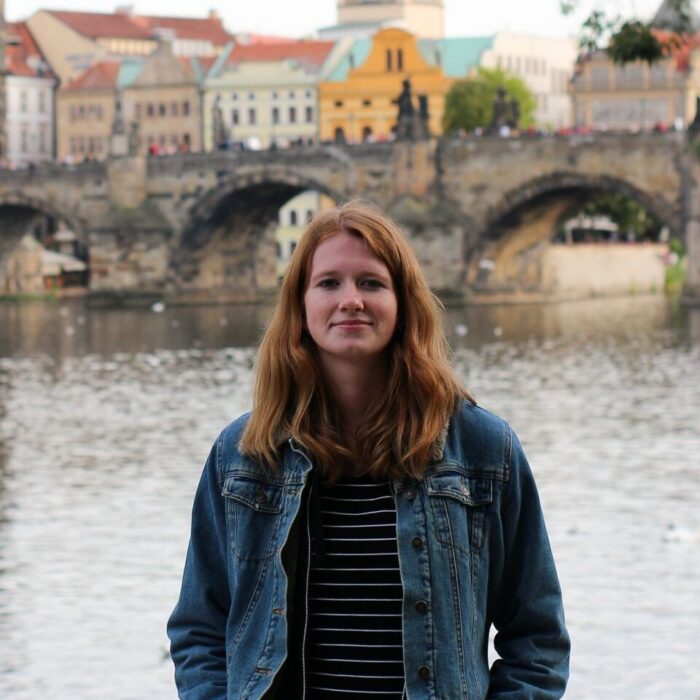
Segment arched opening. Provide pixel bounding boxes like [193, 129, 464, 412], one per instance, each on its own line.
[471, 175, 677, 299]
[176, 175, 341, 301]
[334, 127, 346, 144]
[0, 199, 88, 296]
[362, 126, 374, 142]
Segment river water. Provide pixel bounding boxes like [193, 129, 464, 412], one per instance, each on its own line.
[0, 296, 698, 699]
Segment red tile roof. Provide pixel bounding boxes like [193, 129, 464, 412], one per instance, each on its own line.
[64, 61, 121, 91]
[227, 40, 336, 71]
[5, 22, 54, 78]
[47, 10, 232, 47]
[653, 29, 700, 71]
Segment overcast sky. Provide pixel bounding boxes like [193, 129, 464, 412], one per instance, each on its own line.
[5, 0, 666, 38]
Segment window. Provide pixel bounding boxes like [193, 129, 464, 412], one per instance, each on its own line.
[305, 90, 312, 98]
[397, 48, 403, 71]
[362, 99, 372, 107]
[289, 91, 295, 98]
[232, 109, 239, 125]
[289, 106, 296, 123]
[20, 91, 28, 112]
[386, 49, 392, 71]
[78, 105, 85, 119]
[248, 92, 255, 100]
[20, 129, 28, 152]
[159, 103, 166, 117]
[70, 106, 77, 121]
[183, 101, 190, 116]
[159, 134, 166, 147]
[334, 100, 343, 108]
[272, 107, 279, 124]
[135, 104, 142, 118]
[272, 91, 278, 100]
[290, 241, 297, 253]
[290, 210, 298, 226]
[39, 91, 46, 114]
[147, 103, 154, 117]
[171, 102, 178, 116]
[305, 105, 313, 123]
[306, 209, 314, 222]
[39, 127, 46, 153]
[248, 108, 256, 124]
[232, 93, 238, 100]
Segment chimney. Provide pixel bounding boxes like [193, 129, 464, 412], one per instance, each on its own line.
[208, 9, 220, 21]
[115, 5, 135, 16]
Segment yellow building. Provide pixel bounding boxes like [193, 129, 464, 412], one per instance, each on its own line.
[319, 28, 490, 142]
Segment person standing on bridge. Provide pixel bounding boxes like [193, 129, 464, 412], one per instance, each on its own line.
[167, 200, 570, 699]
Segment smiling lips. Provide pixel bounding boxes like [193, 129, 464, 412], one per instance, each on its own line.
[332, 320, 372, 328]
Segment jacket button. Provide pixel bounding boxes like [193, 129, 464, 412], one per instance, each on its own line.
[415, 600, 428, 613]
[403, 488, 417, 501]
[417, 665, 430, 679]
[411, 536, 424, 548]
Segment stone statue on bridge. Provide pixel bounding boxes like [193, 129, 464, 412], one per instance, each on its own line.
[489, 87, 520, 134]
[212, 95, 230, 150]
[393, 79, 430, 141]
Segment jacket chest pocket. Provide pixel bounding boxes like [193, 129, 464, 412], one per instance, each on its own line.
[222, 475, 286, 561]
[426, 473, 494, 554]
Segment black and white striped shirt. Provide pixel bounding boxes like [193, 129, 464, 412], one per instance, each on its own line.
[306, 474, 405, 698]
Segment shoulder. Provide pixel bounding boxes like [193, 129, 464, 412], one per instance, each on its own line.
[441, 400, 514, 481]
[211, 412, 258, 475]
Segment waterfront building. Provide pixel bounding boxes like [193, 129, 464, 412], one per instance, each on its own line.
[4, 22, 56, 166]
[570, 1, 700, 130]
[57, 38, 205, 161]
[0, 0, 6, 160]
[276, 191, 336, 277]
[26, 7, 232, 84]
[478, 33, 578, 129]
[121, 39, 205, 156]
[320, 0, 444, 40]
[318, 27, 490, 142]
[203, 40, 336, 151]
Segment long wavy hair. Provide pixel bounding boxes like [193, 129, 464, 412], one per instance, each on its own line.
[239, 200, 471, 481]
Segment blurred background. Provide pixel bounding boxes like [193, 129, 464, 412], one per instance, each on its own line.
[1, 0, 700, 698]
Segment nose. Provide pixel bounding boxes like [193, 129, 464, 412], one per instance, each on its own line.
[339, 285, 364, 311]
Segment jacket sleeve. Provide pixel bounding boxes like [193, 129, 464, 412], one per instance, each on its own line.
[167, 435, 231, 700]
[488, 427, 570, 699]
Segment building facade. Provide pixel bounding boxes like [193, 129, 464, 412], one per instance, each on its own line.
[479, 33, 578, 129]
[203, 40, 335, 151]
[26, 8, 232, 84]
[570, 48, 700, 130]
[319, 28, 491, 142]
[4, 22, 56, 166]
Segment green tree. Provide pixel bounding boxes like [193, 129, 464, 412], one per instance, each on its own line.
[562, 0, 695, 64]
[442, 67, 537, 133]
[570, 192, 661, 241]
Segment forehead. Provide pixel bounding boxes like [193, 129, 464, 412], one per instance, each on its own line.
[309, 231, 389, 274]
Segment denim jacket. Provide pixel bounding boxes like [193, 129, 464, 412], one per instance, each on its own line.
[168, 401, 570, 699]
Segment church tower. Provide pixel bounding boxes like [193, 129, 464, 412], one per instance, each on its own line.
[337, 0, 444, 39]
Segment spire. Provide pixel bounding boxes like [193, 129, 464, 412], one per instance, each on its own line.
[651, 0, 700, 32]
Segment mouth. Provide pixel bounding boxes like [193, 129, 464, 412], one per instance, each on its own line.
[332, 320, 372, 328]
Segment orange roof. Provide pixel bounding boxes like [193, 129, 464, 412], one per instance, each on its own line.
[227, 40, 335, 71]
[64, 61, 121, 91]
[5, 22, 54, 78]
[652, 29, 700, 71]
[47, 10, 232, 47]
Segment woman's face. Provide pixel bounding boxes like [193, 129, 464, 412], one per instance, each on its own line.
[303, 231, 398, 373]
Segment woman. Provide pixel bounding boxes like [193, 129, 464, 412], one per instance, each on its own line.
[167, 201, 570, 699]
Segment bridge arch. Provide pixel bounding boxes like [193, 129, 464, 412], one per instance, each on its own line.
[0, 191, 85, 239]
[173, 166, 346, 301]
[469, 172, 679, 297]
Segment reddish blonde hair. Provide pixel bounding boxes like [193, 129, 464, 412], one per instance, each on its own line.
[239, 200, 471, 481]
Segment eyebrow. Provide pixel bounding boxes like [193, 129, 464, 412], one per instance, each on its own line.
[309, 268, 392, 281]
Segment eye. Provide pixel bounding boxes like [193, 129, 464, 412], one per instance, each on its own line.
[317, 278, 339, 289]
[361, 278, 385, 289]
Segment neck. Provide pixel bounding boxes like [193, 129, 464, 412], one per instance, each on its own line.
[322, 356, 388, 434]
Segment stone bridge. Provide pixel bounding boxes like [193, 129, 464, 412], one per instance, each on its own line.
[1, 133, 698, 303]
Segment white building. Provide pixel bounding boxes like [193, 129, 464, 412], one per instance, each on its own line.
[320, 0, 445, 40]
[479, 33, 578, 130]
[203, 40, 336, 151]
[4, 22, 56, 166]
